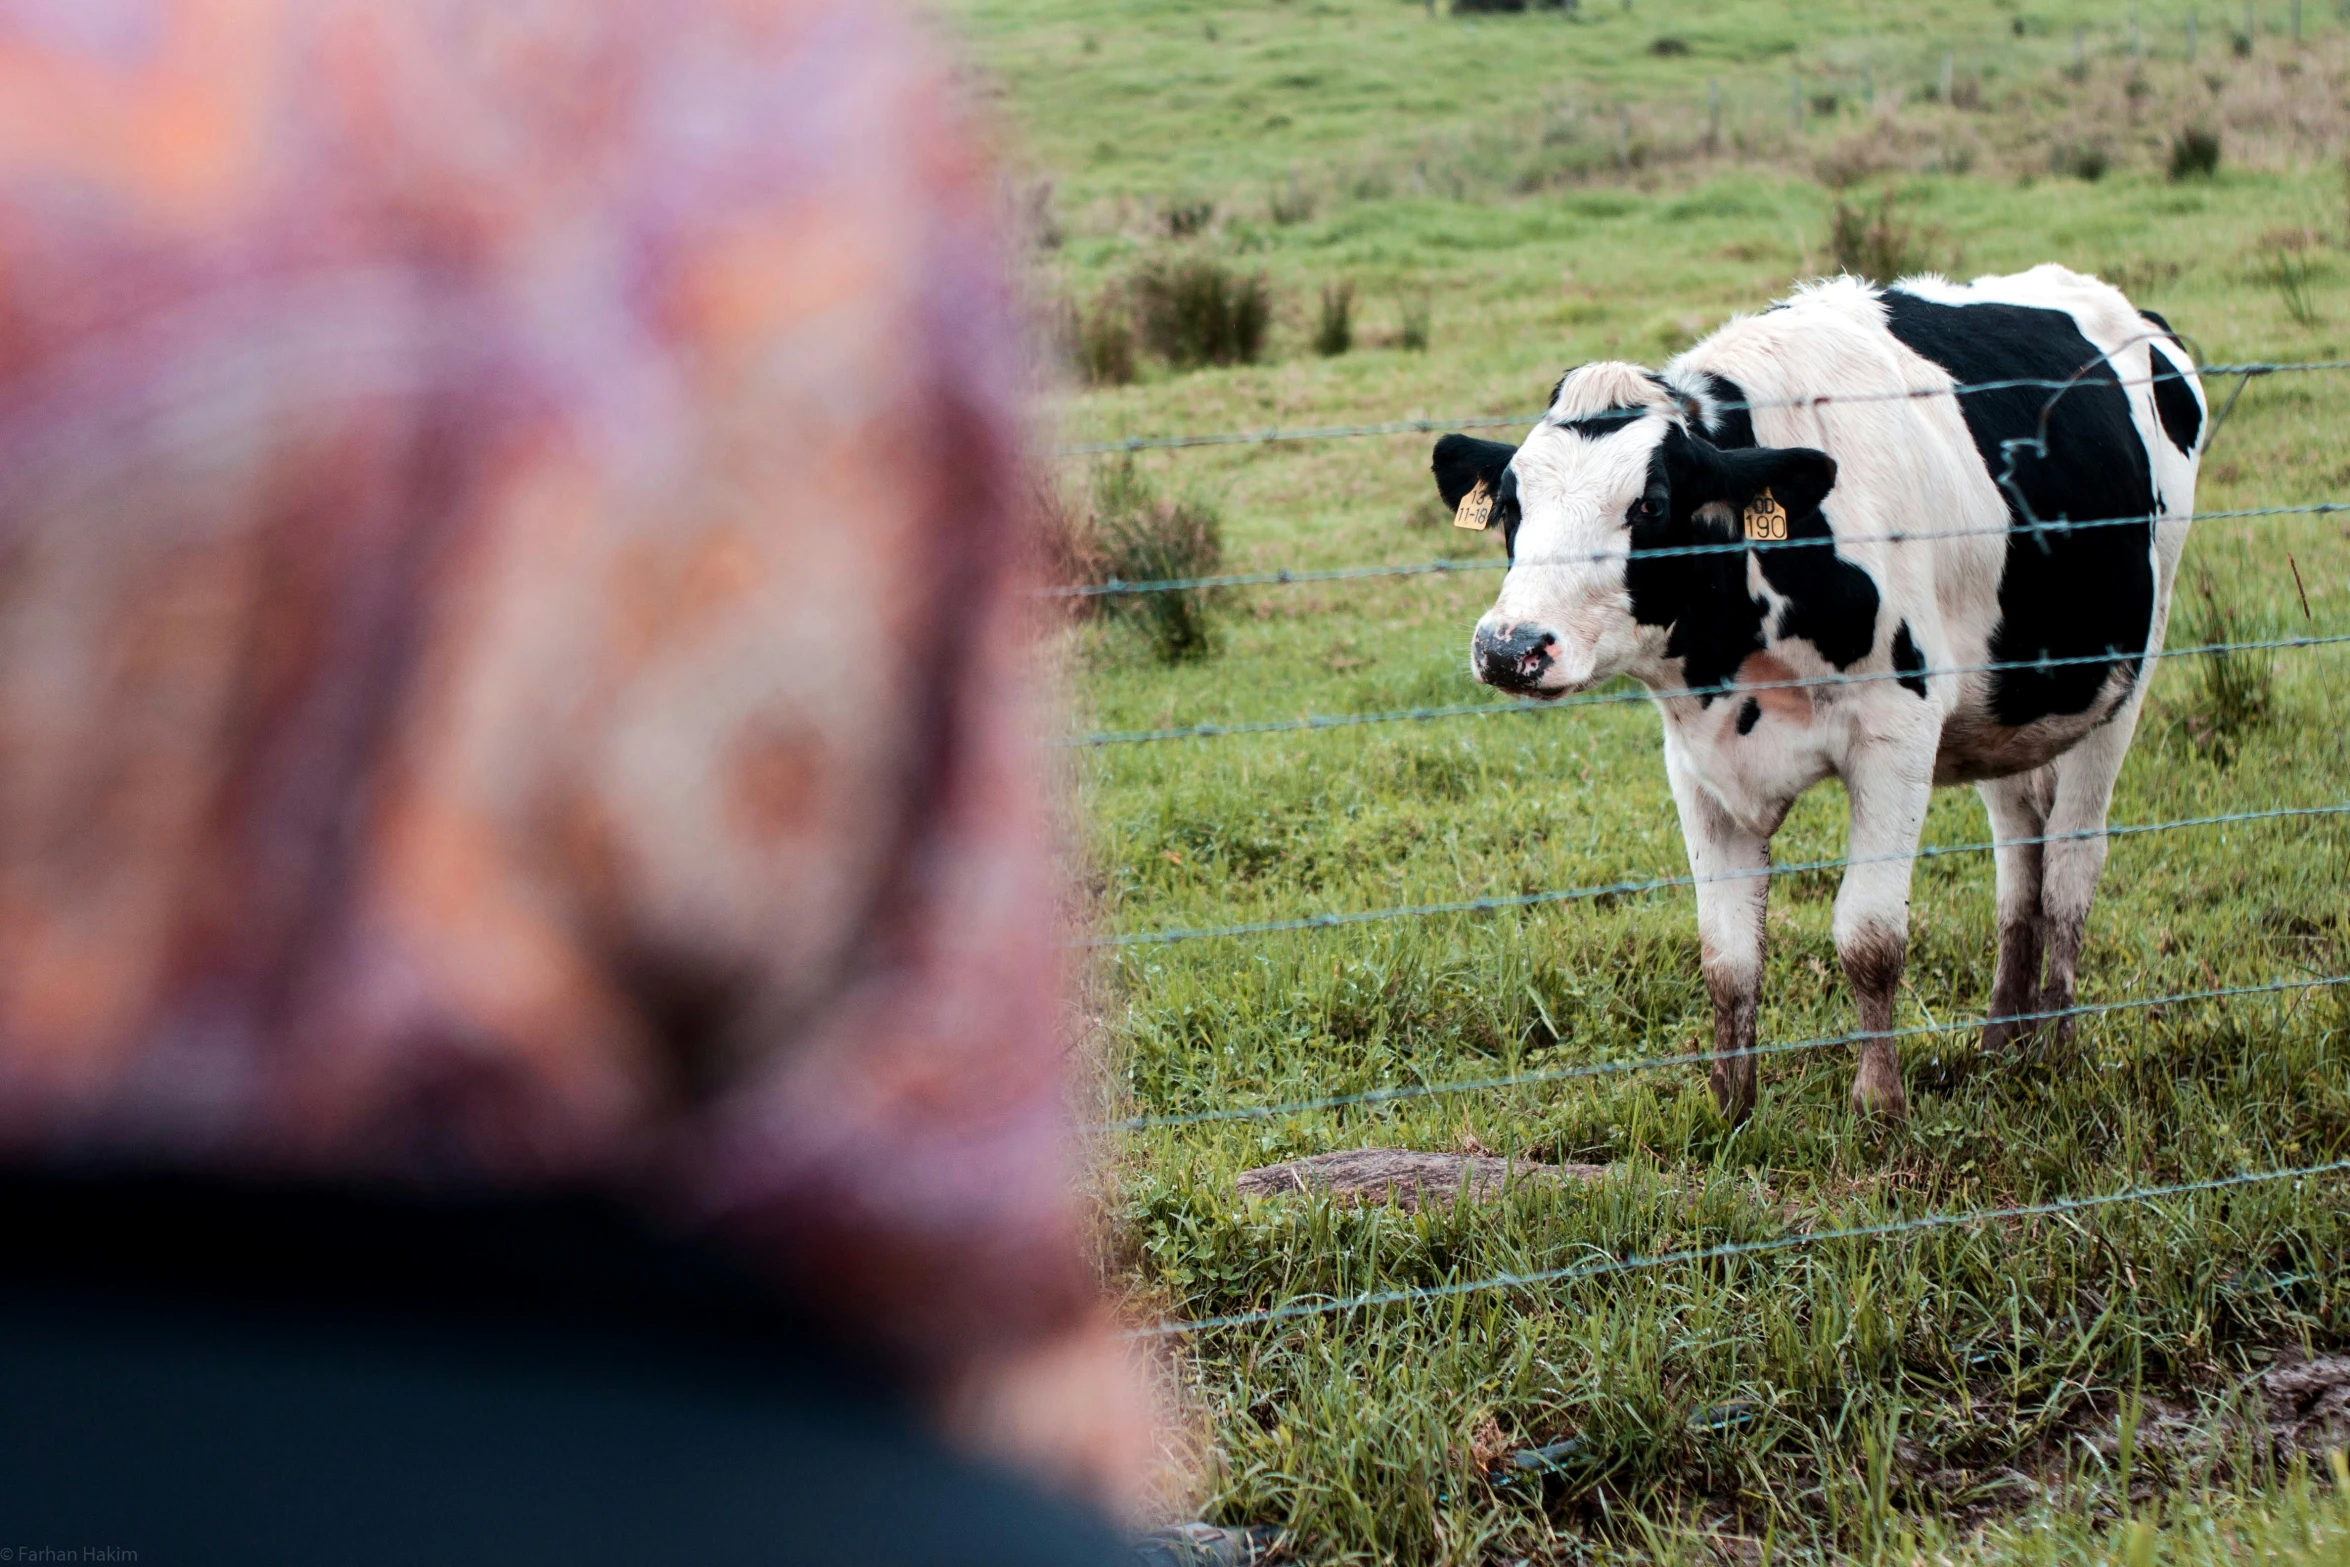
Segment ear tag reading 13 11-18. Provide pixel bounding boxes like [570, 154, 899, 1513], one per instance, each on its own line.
[1453, 480, 1494, 531]
[1742, 487, 1789, 543]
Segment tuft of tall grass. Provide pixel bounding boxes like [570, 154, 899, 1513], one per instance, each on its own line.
[1071, 292, 1136, 386]
[1026, 466, 1098, 594]
[2171, 125, 2224, 179]
[1268, 175, 1316, 226]
[1132, 256, 1271, 369]
[1313, 281, 1354, 357]
[2259, 228, 2326, 328]
[2171, 574, 2275, 766]
[1398, 292, 1432, 352]
[1164, 199, 1216, 239]
[1828, 189, 1939, 282]
[1086, 455, 1225, 663]
[2050, 140, 2112, 181]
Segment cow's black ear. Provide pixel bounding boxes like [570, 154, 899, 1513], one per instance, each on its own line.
[1431, 434, 1518, 512]
[1714, 445, 1837, 520]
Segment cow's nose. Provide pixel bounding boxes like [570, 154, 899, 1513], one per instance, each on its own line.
[1473, 621, 1558, 692]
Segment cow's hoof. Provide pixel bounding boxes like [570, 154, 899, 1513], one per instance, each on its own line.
[1851, 1068, 1908, 1121]
[1709, 1061, 1757, 1125]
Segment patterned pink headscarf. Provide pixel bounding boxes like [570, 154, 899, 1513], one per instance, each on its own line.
[0, 0, 1084, 1373]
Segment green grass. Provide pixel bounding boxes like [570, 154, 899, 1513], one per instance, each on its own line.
[937, 2, 2350, 1560]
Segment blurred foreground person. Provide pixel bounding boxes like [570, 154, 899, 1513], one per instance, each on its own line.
[0, 2, 1152, 1560]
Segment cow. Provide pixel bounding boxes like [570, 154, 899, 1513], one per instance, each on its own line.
[1429, 266, 2205, 1122]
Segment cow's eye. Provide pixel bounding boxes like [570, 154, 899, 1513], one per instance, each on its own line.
[1629, 497, 1661, 523]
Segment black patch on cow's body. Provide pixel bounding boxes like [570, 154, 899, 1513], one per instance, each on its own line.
[1626, 427, 1878, 703]
[1693, 373, 1758, 450]
[1736, 697, 1762, 734]
[2149, 344, 2202, 456]
[1752, 502, 1879, 669]
[1878, 288, 2158, 726]
[2137, 307, 2178, 341]
[1892, 621, 1928, 697]
[1559, 406, 1650, 441]
[1625, 440, 1763, 705]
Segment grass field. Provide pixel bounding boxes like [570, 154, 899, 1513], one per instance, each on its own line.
[939, 2, 2350, 1561]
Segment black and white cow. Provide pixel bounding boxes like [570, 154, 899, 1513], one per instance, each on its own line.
[1430, 266, 2204, 1121]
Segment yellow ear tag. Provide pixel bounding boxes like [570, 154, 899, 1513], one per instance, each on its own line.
[1453, 480, 1494, 531]
[1742, 487, 1789, 543]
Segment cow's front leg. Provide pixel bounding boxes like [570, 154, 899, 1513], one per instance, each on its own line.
[1664, 735, 1773, 1123]
[1835, 744, 1934, 1120]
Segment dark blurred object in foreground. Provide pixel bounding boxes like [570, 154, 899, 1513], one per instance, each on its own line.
[3, 1170, 1119, 1563]
[0, 0, 1146, 1556]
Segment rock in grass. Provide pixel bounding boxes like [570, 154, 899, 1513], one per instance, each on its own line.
[1130, 1522, 1280, 1567]
[1234, 1148, 1603, 1208]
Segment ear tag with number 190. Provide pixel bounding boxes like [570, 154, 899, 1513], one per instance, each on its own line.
[1742, 487, 1789, 543]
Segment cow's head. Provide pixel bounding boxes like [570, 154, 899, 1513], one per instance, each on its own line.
[1433, 362, 1837, 697]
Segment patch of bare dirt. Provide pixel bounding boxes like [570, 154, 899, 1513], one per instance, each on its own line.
[2263, 1348, 2350, 1454]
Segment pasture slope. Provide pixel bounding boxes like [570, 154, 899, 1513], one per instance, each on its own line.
[947, 1, 2350, 1562]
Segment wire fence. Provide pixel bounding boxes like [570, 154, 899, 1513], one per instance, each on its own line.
[1108, 970, 2350, 1133]
[1051, 357, 2349, 460]
[1132, 1154, 2350, 1338]
[1069, 339, 2350, 1348]
[1089, 799, 2350, 952]
[1046, 500, 2350, 602]
[1073, 631, 2350, 748]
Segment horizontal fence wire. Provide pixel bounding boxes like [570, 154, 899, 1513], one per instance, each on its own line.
[1132, 1153, 2350, 1338]
[1071, 631, 2350, 749]
[1044, 499, 2350, 602]
[1087, 799, 2350, 953]
[1054, 357, 2350, 457]
[1106, 971, 2350, 1133]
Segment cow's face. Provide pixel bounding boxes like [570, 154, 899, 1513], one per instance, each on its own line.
[1432, 365, 1836, 698]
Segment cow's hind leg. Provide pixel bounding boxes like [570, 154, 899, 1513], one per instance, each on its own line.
[1976, 766, 2056, 1052]
[1836, 741, 1935, 1120]
[2038, 693, 2144, 1045]
[1664, 735, 1771, 1124]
